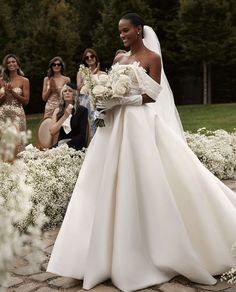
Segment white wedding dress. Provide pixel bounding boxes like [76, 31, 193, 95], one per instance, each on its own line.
[47, 60, 236, 291]
[48, 60, 236, 291]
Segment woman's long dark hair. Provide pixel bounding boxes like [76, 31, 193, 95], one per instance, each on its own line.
[2, 54, 24, 82]
[47, 56, 65, 78]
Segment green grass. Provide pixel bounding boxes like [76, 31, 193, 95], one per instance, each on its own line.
[177, 103, 236, 132]
[26, 114, 43, 145]
[26, 104, 236, 146]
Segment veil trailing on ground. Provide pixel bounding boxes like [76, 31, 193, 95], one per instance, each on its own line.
[143, 25, 186, 141]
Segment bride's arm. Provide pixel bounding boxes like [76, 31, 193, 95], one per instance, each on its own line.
[142, 54, 161, 104]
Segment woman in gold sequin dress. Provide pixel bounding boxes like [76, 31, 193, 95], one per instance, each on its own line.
[0, 54, 29, 133]
[42, 56, 70, 118]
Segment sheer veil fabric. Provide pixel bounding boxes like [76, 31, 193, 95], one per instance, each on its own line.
[143, 25, 186, 141]
[47, 26, 236, 292]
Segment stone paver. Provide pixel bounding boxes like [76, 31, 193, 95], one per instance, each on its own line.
[43, 245, 54, 254]
[29, 272, 57, 282]
[225, 288, 236, 292]
[41, 261, 49, 271]
[36, 288, 59, 292]
[49, 277, 82, 289]
[3, 277, 23, 288]
[78, 285, 119, 291]
[41, 238, 55, 250]
[195, 280, 234, 291]
[5, 180, 236, 292]
[9, 282, 43, 292]
[14, 265, 41, 276]
[159, 282, 197, 291]
[139, 289, 161, 292]
[8, 257, 28, 272]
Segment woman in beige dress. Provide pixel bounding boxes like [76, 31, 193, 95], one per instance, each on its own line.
[0, 54, 30, 154]
[0, 54, 29, 132]
[42, 56, 70, 118]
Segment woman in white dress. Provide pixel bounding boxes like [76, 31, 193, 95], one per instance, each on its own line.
[77, 48, 106, 138]
[47, 13, 236, 292]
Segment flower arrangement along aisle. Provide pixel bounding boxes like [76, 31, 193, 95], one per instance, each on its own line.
[0, 119, 46, 287]
[185, 128, 236, 180]
[78, 63, 133, 127]
[18, 145, 86, 229]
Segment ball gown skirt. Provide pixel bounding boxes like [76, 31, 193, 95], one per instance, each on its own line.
[47, 64, 236, 292]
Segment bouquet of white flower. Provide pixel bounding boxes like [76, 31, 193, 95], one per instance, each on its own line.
[79, 64, 132, 127]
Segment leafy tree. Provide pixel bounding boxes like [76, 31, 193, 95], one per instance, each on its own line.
[13, 0, 80, 77]
[176, 0, 236, 104]
[0, 0, 15, 57]
[0, 0, 81, 113]
[67, 0, 105, 64]
[146, 0, 181, 62]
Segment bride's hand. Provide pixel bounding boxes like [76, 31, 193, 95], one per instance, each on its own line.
[96, 97, 121, 111]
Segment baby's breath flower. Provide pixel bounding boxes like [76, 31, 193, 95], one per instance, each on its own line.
[0, 121, 46, 287]
[185, 129, 236, 179]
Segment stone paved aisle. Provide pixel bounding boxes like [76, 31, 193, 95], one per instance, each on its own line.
[5, 180, 236, 292]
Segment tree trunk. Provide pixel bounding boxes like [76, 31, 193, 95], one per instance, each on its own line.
[207, 64, 212, 104]
[203, 61, 208, 104]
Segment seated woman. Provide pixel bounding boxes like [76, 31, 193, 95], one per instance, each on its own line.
[50, 83, 88, 151]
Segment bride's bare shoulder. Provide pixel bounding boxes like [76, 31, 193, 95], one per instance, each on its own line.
[145, 48, 161, 63]
[113, 52, 129, 65]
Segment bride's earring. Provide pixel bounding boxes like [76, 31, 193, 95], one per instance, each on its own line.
[137, 32, 140, 37]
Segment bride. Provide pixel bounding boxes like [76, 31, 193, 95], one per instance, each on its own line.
[47, 13, 236, 292]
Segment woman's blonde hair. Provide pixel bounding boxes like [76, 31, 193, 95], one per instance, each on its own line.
[57, 83, 79, 119]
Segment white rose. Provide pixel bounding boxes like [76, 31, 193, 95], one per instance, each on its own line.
[98, 74, 109, 85]
[113, 84, 127, 96]
[92, 85, 108, 97]
[80, 84, 90, 95]
[112, 74, 131, 96]
[118, 74, 131, 85]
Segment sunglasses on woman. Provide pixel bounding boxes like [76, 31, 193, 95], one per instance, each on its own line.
[52, 62, 62, 67]
[85, 55, 96, 61]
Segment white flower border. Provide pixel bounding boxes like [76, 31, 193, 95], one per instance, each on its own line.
[0, 121, 45, 287]
[185, 128, 236, 180]
[18, 144, 86, 230]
